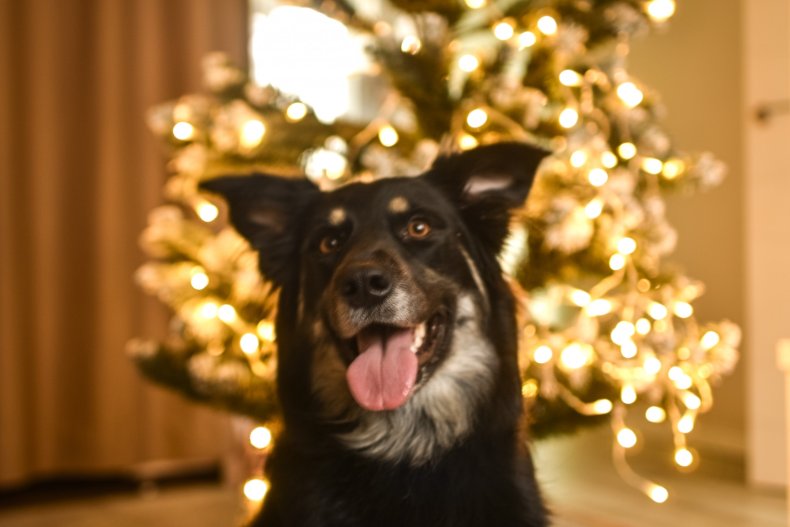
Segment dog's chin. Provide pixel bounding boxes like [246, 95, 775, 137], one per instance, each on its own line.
[334, 308, 452, 412]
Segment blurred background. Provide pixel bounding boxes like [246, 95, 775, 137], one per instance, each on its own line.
[0, 0, 788, 525]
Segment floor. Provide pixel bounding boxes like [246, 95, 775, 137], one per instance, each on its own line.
[0, 428, 785, 526]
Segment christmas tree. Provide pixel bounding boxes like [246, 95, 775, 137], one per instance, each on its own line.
[129, 0, 740, 503]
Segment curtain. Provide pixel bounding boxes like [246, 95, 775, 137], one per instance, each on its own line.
[0, 0, 248, 486]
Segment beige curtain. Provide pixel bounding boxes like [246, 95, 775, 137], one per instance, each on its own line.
[0, 0, 248, 486]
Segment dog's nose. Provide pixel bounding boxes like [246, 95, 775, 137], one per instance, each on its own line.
[340, 265, 393, 308]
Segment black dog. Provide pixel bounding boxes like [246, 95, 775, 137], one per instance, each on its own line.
[202, 142, 550, 527]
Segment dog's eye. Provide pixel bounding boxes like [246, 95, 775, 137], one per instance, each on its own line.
[319, 235, 343, 255]
[406, 217, 432, 240]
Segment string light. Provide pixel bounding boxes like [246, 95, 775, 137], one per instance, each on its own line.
[459, 134, 479, 150]
[378, 125, 399, 147]
[617, 82, 644, 108]
[673, 301, 694, 318]
[609, 253, 626, 271]
[620, 340, 638, 359]
[250, 426, 273, 450]
[643, 356, 662, 375]
[683, 393, 702, 411]
[611, 321, 636, 345]
[621, 384, 637, 405]
[677, 414, 695, 434]
[190, 269, 209, 291]
[569, 289, 591, 307]
[240, 333, 260, 355]
[200, 301, 219, 319]
[559, 107, 579, 128]
[537, 15, 558, 36]
[560, 342, 590, 370]
[559, 69, 583, 87]
[243, 478, 269, 502]
[646, 0, 676, 22]
[617, 427, 638, 448]
[493, 21, 515, 41]
[617, 237, 637, 255]
[570, 150, 587, 167]
[464, 0, 486, 8]
[592, 399, 614, 415]
[700, 330, 720, 350]
[674, 447, 694, 468]
[588, 168, 608, 187]
[257, 320, 276, 342]
[458, 54, 480, 73]
[518, 31, 537, 49]
[601, 151, 618, 169]
[466, 108, 489, 129]
[286, 102, 308, 122]
[585, 299, 613, 316]
[642, 157, 664, 175]
[218, 304, 237, 323]
[618, 142, 637, 159]
[401, 35, 422, 54]
[240, 119, 266, 149]
[533, 345, 553, 364]
[662, 158, 685, 179]
[648, 484, 669, 504]
[172, 121, 195, 141]
[196, 201, 219, 223]
[635, 318, 652, 335]
[584, 198, 604, 219]
[647, 302, 668, 320]
[645, 406, 666, 423]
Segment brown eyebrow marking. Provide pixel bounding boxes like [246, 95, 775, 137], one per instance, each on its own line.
[388, 196, 409, 214]
[329, 208, 347, 226]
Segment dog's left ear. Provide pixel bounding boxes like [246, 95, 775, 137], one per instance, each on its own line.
[423, 142, 550, 253]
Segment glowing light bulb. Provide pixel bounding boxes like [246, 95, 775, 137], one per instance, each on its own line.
[250, 426, 273, 450]
[643, 356, 662, 375]
[378, 125, 399, 147]
[621, 385, 637, 405]
[286, 102, 308, 122]
[493, 21, 515, 41]
[662, 158, 685, 179]
[196, 201, 219, 223]
[617, 82, 644, 108]
[648, 484, 669, 504]
[678, 414, 695, 434]
[620, 340, 638, 359]
[700, 330, 720, 350]
[559, 69, 583, 87]
[636, 318, 652, 335]
[585, 299, 613, 316]
[642, 157, 664, 175]
[683, 393, 702, 411]
[172, 121, 195, 141]
[601, 151, 618, 169]
[518, 31, 537, 49]
[584, 199, 604, 219]
[218, 304, 237, 323]
[240, 119, 266, 149]
[459, 134, 479, 150]
[458, 54, 480, 73]
[533, 345, 553, 364]
[560, 343, 590, 370]
[466, 108, 489, 129]
[464, 0, 486, 7]
[611, 321, 636, 345]
[257, 320, 276, 342]
[570, 150, 587, 167]
[675, 447, 694, 467]
[537, 15, 558, 36]
[240, 333, 260, 355]
[609, 253, 626, 271]
[617, 237, 637, 255]
[243, 478, 269, 502]
[673, 301, 694, 319]
[569, 289, 591, 307]
[645, 405, 666, 423]
[559, 107, 579, 128]
[647, 302, 668, 320]
[592, 399, 614, 415]
[200, 302, 218, 319]
[401, 35, 422, 54]
[190, 271, 209, 291]
[646, 0, 676, 22]
[617, 427, 638, 448]
[618, 142, 637, 160]
[588, 168, 608, 187]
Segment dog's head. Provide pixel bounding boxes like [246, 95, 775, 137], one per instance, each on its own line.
[202, 142, 547, 463]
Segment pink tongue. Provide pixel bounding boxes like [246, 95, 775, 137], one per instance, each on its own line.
[346, 328, 419, 411]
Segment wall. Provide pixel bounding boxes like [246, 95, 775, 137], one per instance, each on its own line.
[629, 1, 746, 454]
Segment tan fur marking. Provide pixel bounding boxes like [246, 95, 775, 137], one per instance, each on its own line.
[388, 196, 410, 214]
[329, 208, 347, 226]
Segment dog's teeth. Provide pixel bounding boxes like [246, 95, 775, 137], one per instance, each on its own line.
[412, 323, 426, 353]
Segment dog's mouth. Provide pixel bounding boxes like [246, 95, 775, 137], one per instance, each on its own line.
[343, 310, 449, 412]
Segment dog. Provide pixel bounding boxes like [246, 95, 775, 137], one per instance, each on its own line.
[201, 142, 550, 527]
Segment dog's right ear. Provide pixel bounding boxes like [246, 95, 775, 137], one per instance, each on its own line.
[199, 174, 319, 286]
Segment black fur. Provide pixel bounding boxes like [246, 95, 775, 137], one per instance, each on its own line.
[201, 142, 550, 527]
